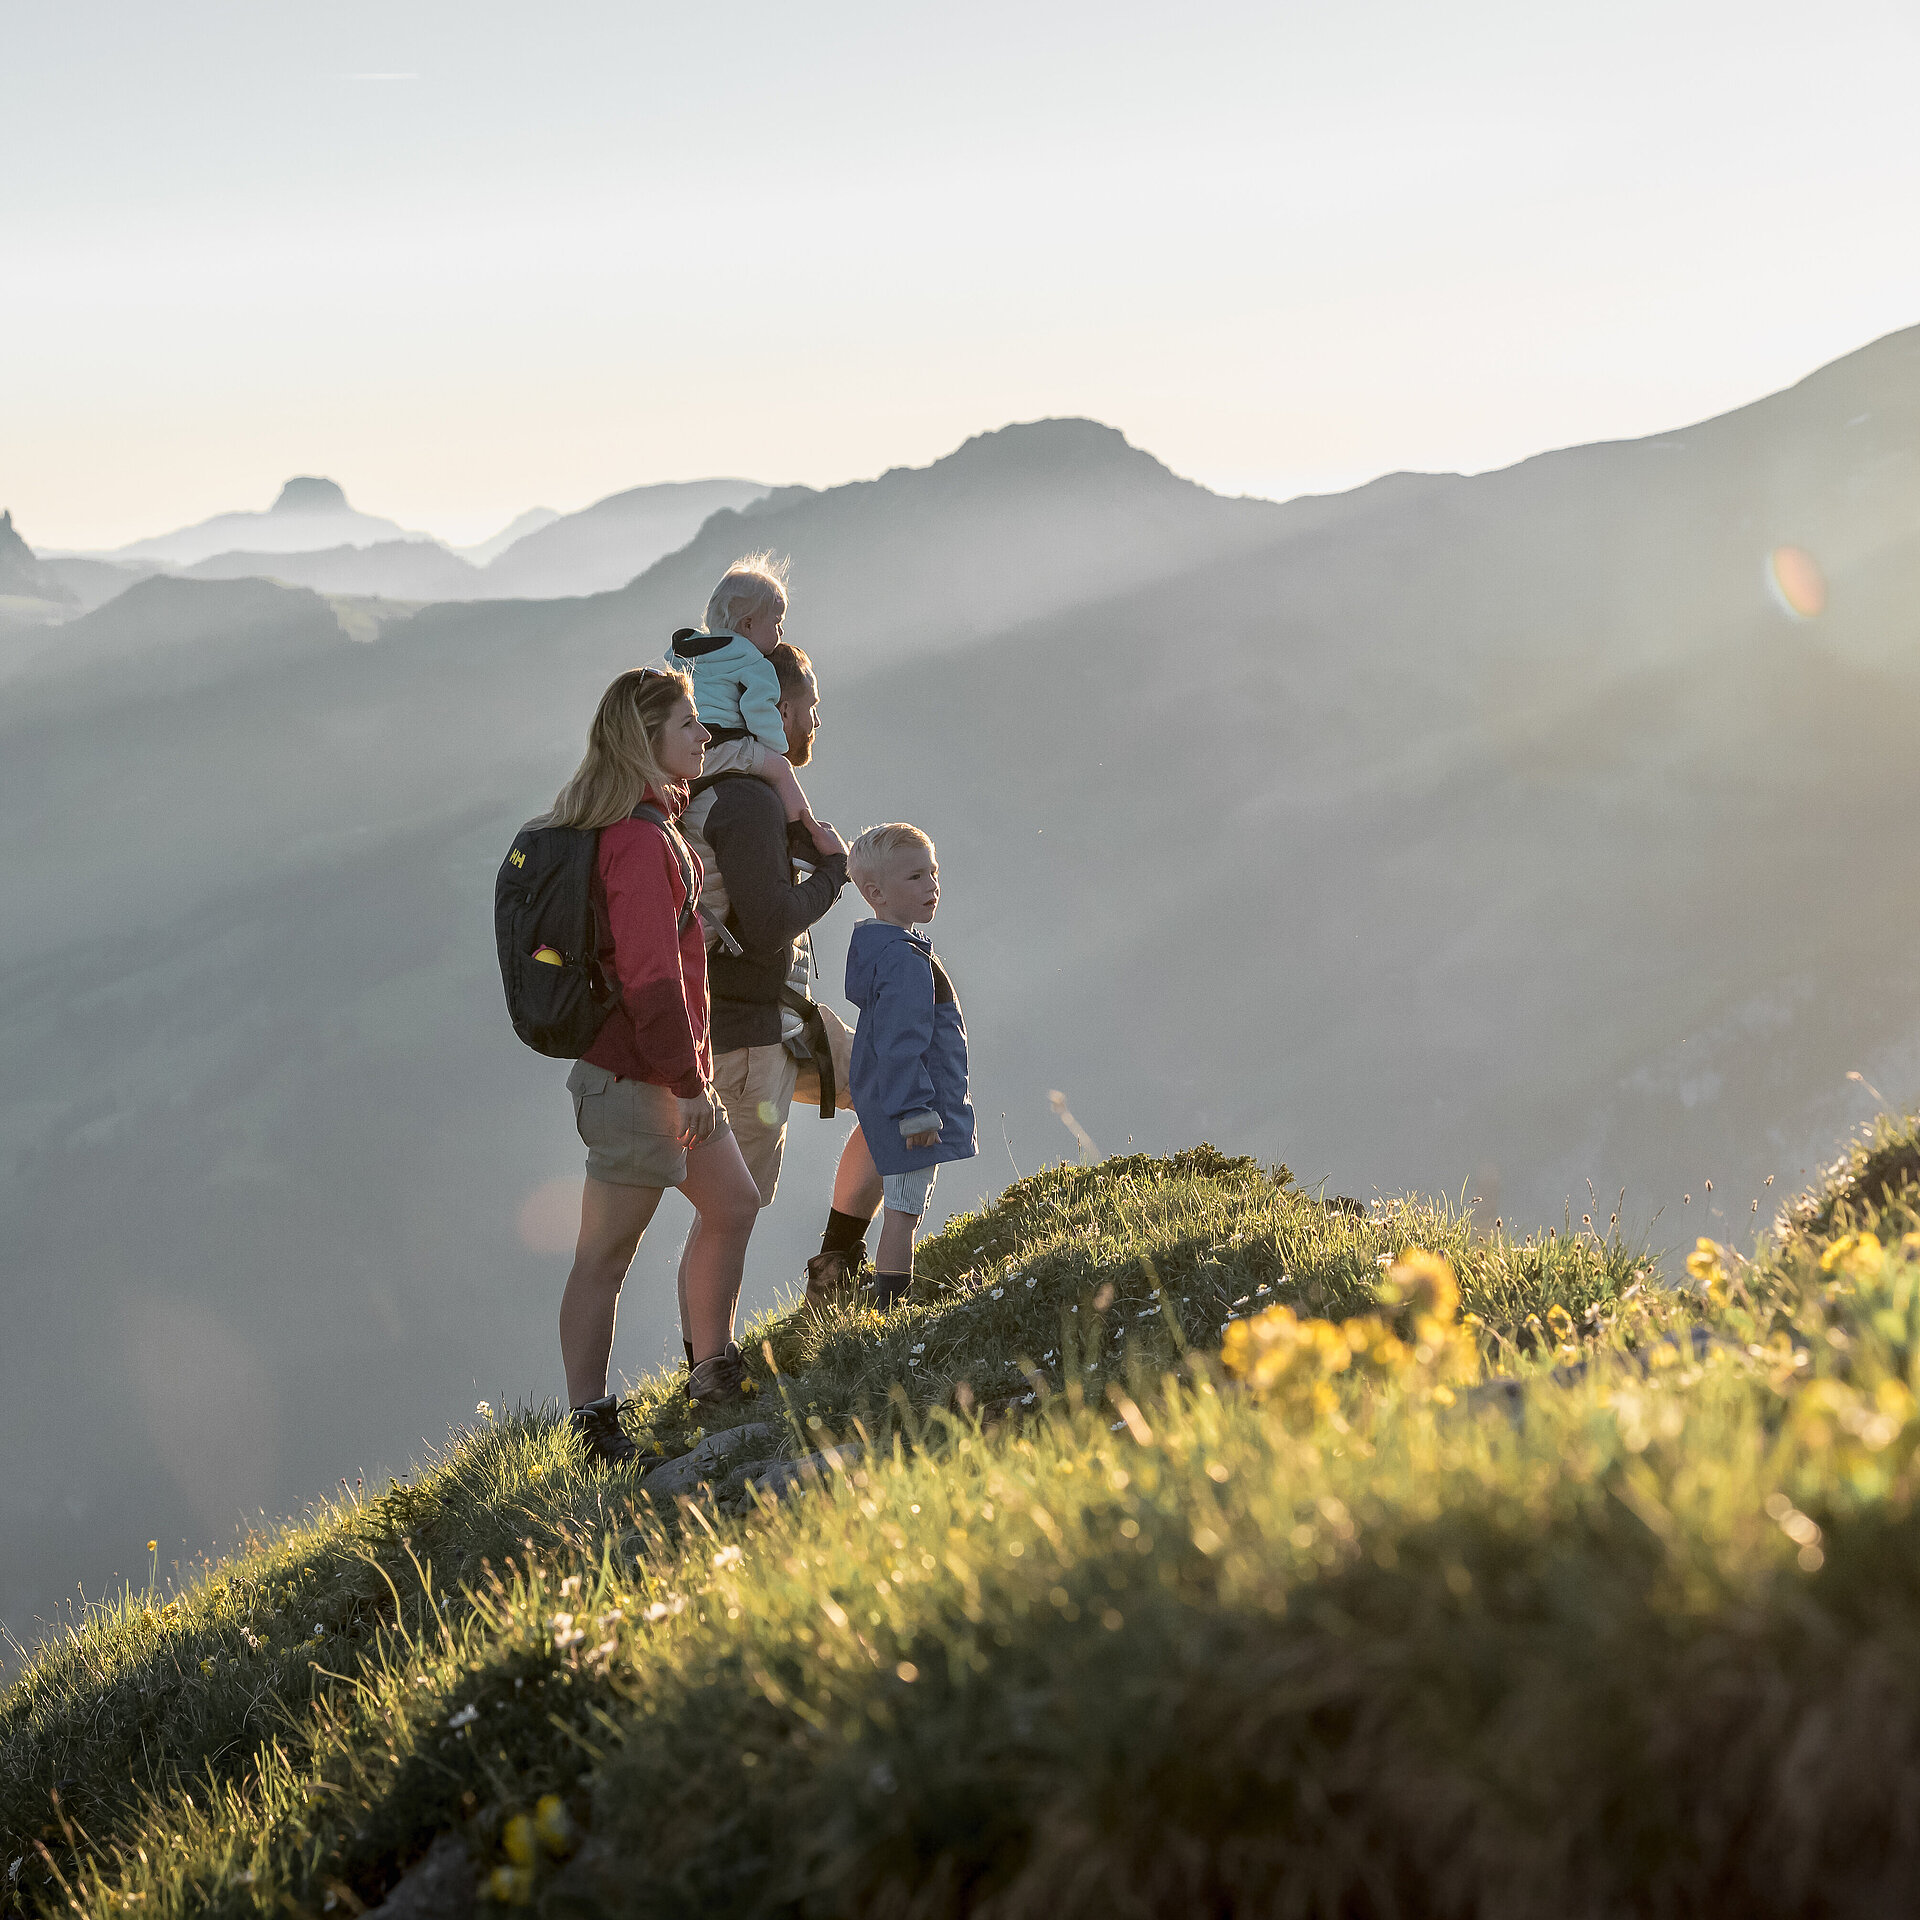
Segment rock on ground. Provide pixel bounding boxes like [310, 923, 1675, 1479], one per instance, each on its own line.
[640, 1422, 776, 1500]
[365, 1832, 473, 1919]
[735, 1444, 861, 1501]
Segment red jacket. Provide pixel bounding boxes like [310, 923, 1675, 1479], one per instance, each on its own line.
[581, 793, 711, 1098]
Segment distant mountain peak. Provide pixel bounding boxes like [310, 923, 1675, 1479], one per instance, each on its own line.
[273, 477, 350, 514]
[920, 417, 1189, 491]
[0, 507, 78, 605]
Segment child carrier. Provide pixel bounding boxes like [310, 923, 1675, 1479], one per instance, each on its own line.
[679, 767, 844, 1117]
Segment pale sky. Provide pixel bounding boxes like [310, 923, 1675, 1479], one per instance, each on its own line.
[6, 0, 1920, 550]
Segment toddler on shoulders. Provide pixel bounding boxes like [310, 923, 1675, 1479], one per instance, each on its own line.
[669, 552, 835, 855]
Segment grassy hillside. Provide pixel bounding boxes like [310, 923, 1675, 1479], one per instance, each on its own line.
[10, 333, 1920, 1719]
[10, 1122, 1920, 1917]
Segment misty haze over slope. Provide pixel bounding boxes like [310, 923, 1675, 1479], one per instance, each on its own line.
[5, 331, 1920, 1655]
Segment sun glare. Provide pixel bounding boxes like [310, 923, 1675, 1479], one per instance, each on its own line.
[517, 1177, 582, 1256]
[1768, 545, 1827, 619]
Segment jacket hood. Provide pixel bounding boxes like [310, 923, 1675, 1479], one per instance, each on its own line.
[845, 919, 926, 1010]
[670, 626, 742, 659]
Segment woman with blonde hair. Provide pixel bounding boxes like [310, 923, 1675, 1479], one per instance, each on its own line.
[548, 666, 762, 1459]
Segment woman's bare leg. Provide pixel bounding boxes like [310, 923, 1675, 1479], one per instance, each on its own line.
[831, 1124, 884, 1218]
[560, 1176, 665, 1406]
[676, 1131, 762, 1362]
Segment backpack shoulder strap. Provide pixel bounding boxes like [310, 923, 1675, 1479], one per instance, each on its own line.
[685, 767, 762, 801]
[628, 802, 698, 936]
[779, 983, 836, 1118]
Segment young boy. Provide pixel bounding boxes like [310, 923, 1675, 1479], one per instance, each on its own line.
[669, 552, 837, 856]
[843, 824, 977, 1306]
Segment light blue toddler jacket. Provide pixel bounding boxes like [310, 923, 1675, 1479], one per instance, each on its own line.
[668, 628, 788, 753]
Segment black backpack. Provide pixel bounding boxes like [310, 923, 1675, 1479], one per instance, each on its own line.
[495, 803, 696, 1059]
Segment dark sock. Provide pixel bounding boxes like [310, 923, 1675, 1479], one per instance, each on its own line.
[682, 1338, 694, 1370]
[821, 1206, 875, 1258]
[873, 1270, 911, 1309]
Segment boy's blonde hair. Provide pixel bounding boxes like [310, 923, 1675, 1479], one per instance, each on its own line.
[705, 551, 790, 637]
[848, 822, 934, 889]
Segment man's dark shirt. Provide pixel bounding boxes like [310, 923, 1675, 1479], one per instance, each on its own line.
[702, 777, 849, 1053]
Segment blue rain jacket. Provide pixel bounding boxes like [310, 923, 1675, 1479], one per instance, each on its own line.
[845, 920, 977, 1176]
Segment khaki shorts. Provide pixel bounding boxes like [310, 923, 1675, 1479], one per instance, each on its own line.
[711, 1044, 798, 1206]
[568, 1060, 730, 1189]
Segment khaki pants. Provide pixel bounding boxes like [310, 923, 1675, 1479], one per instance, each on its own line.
[710, 1044, 799, 1206]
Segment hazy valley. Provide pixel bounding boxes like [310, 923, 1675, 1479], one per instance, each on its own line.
[4, 328, 1920, 1652]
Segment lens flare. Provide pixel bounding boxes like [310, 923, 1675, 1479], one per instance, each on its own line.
[517, 1176, 582, 1255]
[1768, 546, 1826, 619]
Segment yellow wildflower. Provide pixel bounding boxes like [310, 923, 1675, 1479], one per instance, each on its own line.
[1686, 1238, 1730, 1305]
[1819, 1231, 1883, 1277]
[534, 1794, 579, 1858]
[489, 1864, 535, 1906]
[1384, 1248, 1460, 1324]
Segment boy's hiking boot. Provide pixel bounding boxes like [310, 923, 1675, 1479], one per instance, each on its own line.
[803, 1248, 868, 1317]
[569, 1395, 638, 1468]
[688, 1341, 755, 1411]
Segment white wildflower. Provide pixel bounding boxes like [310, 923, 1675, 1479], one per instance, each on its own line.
[447, 1704, 479, 1730]
[712, 1544, 744, 1571]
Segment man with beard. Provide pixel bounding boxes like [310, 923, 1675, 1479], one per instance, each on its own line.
[675, 640, 880, 1339]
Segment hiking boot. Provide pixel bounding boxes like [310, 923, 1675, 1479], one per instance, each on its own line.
[687, 1341, 754, 1411]
[803, 1248, 867, 1317]
[569, 1395, 639, 1468]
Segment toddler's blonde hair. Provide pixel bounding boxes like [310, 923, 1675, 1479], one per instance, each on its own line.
[848, 822, 934, 889]
[705, 551, 790, 637]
